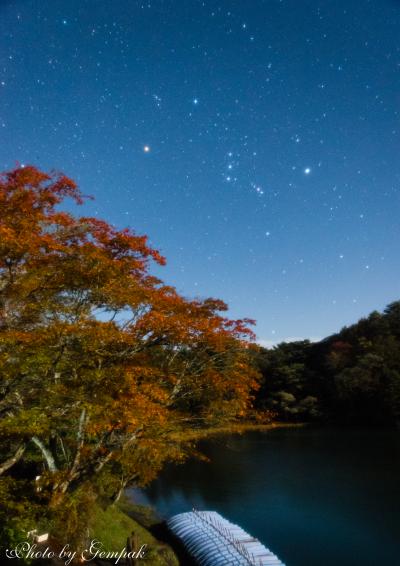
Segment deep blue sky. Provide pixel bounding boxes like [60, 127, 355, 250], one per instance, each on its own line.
[1, 0, 399, 345]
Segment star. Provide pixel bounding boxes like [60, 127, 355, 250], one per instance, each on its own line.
[2, 0, 397, 363]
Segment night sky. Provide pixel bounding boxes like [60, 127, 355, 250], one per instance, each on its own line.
[1, 0, 400, 345]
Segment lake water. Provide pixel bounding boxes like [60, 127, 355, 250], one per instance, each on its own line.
[128, 427, 400, 566]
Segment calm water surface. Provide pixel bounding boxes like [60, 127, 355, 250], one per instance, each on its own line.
[128, 427, 400, 566]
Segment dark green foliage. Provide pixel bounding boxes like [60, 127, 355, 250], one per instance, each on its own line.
[255, 301, 400, 426]
[0, 477, 44, 550]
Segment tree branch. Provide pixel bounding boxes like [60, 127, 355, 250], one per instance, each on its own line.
[31, 436, 58, 472]
[0, 443, 26, 475]
[70, 408, 87, 474]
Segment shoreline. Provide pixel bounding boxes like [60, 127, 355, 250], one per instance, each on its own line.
[123, 421, 307, 564]
[169, 420, 307, 442]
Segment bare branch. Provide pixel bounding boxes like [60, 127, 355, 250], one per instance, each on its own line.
[0, 443, 26, 475]
[31, 436, 58, 472]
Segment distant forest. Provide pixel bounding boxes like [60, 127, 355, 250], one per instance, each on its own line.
[254, 301, 400, 426]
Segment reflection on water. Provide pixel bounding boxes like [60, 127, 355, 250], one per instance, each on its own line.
[127, 427, 400, 566]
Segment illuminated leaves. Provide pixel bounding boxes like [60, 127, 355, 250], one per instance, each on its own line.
[0, 165, 259, 512]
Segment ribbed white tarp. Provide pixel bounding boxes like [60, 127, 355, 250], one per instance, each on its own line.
[167, 510, 285, 566]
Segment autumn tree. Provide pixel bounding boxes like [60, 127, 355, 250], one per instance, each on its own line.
[0, 166, 259, 545]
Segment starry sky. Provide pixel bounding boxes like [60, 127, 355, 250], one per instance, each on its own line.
[1, 0, 400, 345]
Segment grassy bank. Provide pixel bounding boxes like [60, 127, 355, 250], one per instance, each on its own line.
[89, 500, 179, 565]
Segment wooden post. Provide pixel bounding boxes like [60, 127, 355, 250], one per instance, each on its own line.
[126, 530, 139, 566]
[126, 535, 132, 566]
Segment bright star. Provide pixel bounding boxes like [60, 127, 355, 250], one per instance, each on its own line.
[304, 167, 311, 175]
[143, 145, 151, 153]
[193, 98, 199, 105]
